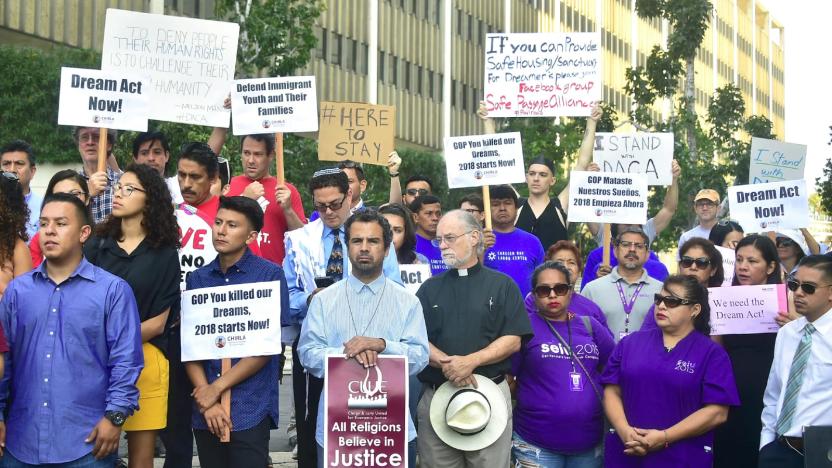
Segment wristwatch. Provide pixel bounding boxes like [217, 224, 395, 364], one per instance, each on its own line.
[104, 411, 127, 427]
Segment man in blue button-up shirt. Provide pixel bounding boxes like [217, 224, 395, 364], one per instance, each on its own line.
[0, 193, 143, 467]
[184, 196, 288, 468]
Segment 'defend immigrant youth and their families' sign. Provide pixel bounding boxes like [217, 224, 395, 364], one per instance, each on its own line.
[58, 67, 150, 132]
[567, 172, 648, 225]
[727, 179, 809, 232]
[748, 137, 807, 184]
[593, 132, 674, 186]
[444, 133, 526, 188]
[101, 9, 238, 127]
[180, 282, 282, 362]
[231, 76, 318, 135]
[325, 356, 408, 468]
[483, 32, 602, 118]
[709, 284, 787, 335]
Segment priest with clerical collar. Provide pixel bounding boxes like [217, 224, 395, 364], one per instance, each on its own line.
[414, 209, 532, 468]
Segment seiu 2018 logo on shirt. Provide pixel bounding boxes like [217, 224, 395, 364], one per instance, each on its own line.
[674, 360, 696, 374]
[540, 342, 600, 360]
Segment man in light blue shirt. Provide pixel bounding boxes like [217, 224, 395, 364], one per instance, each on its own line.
[1, 140, 42, 238]
[284, 168, 401, 467]
[299, 209, 429, 468]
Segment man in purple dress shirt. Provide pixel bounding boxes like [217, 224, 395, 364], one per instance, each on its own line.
[0, 193, 143, 467]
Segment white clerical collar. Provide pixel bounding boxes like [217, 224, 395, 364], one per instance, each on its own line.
[458, 268, 469, 277]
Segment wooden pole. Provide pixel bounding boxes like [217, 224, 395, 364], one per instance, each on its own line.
[275, 133, 284, 185]
[482, 185, 492, 230]
[220, 358, 231, 443]
[602, 224, 612, 266]
[96, 128, 108, 173]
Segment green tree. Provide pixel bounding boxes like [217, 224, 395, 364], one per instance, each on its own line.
[815, 127, 832, 215]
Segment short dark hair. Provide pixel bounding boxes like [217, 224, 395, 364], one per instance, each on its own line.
[132, 131, 171, 158]
[532, 261, 573, 288]
[339, 160, 366, 182]
[345, 209, 393, 248]
[240, 134, 275, 155]
[404, 175, 433, 191]
[409, 194, 441, 214]
[679, 237, 725, 287]
[309, 168, 349, 195]
[797, 254, 832, 283]
[489, 185, 518, 206]
[218, 196, 264, 232]
[45, 169, 89, 198]
[179, 142, 219, 179]
[43, 192, 92, 227]
[733, 234, 782, 285]
[459, 193, 484, 212]
[662, 274, 711, 334]
[0, 139, 36, 166]
[528, 155, 555, 175]
[709, 220, 744, 247]
[615, 226, 650, 246]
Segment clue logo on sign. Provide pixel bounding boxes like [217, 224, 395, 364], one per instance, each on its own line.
[674, 360, 696, 374]
[215, 336, 226, 348]
[262, 120, 270, 128]
[347, 366, 388, 409]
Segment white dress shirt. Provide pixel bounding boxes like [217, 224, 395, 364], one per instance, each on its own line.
[760, 308, 832, 448]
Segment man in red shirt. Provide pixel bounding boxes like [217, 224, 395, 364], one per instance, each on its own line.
[226, 134, 306, 264]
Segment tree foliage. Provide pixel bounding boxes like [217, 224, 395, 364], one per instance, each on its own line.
[814, 127, 832, 215]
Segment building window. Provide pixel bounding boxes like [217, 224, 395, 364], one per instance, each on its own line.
[378, 51, 386, 82]
[438, 73, 444, 101]
[316, 27, 327, 60]
[457, 9, 463, 36]
[346, 38, 356, 71]
[404, 61, 412, 92]
[391, 55, 399, 85]
[468, 14, 473, 41]
[417, 65, 424, 96]
[428, 70, 435, 99]
[451, 79, 457, 107]
[462, 83, 468, 111]
[435, 0, 441, 25]
[331, 32, 342, 65]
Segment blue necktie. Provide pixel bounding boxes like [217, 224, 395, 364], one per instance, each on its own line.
[776, 322, 816, 435]
[326, 228, 343, 281]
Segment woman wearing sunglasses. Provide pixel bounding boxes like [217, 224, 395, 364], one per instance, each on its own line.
[509, 261, 614, 467]
[602, 275, 739, 467]
[83, 164, 181, 468]
[29, 170, 91, 268]
[0, 171, 32, 299]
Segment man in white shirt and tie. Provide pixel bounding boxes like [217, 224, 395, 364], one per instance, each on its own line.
[759, 254, 832, 467]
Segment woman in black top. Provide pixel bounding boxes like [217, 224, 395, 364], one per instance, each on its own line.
[84, 163, 180, 468]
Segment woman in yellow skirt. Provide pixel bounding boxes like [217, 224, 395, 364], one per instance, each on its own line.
[84, 162, 181, 468]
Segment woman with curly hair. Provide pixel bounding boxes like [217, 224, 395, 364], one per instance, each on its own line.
[0, 172, 32, 299]
[83, 163, 181, 468]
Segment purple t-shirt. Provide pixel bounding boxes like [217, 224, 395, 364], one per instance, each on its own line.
[483, 229, 545, 298]
[512, 313, 615, 452]
[600, 329, 740, 467]
[415, 233, 449, 275]
[524, 291, 611, 333]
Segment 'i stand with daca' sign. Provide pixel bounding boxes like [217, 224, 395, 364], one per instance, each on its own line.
[567, 171, 648, 225]
[748, 137, 807, 184]
[593, 132, 674, 186]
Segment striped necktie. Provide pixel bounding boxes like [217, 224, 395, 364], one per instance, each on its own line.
[326, 228, 344, 281]
[776, 322, 817, 435]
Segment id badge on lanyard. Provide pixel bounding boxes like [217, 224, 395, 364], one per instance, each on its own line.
[617, 281, 645, 336]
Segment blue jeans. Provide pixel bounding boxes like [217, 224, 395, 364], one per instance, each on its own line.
[0, 452, 117, 468]
[512, 431, 601, 468]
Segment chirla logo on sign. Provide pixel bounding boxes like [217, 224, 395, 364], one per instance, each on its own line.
[348, 366, 388, 409]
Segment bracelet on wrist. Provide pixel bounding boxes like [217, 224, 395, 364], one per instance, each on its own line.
[389, 172, 399, 178]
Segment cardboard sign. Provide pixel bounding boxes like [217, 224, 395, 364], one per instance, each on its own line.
[749, 137, 807, 184]
[318, 102, 395, 166]
[231, 76, 318, 135]
[176, 204, 218, 290]
[709, 284, 787, 335]
[444, 133, 525, 188]
[58, 67, 150, 131]
[728, 179, 809, 232]
[593, 133, 674, 186]
[567, 172, 648, 224]
[483, 32, 602, 117]
[399, 264, 431, 295]
[180, 281, 282, 361]
[715, 245, 736, 287]
[101, 9, 239, 127]
[325, 355, 408, 468]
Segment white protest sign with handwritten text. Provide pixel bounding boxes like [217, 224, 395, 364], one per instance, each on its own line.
[749, 137, 807, 184]
[709, 284, 786, 335]
[484, 33, 602, 117]
[101, 9, 238, 127]
[728, 179, 808, 232]
[593, 133, 674, 186]
[399, 264, 431, 295]
[715, 245, 736, 287]
[58, 67, 150, 132]
[232, 76, 318, 135]
[567, 172, 648, 225]
[444, 133, 525, 188]
[180, 282, 282, 361]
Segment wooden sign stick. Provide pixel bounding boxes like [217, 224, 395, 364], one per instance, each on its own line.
[275, 133, 285, 185]
[482, 185, 492, 230]
[97, 128, 108, 173]
[220, 358, 231, 443]
[602, 224, 612, 266]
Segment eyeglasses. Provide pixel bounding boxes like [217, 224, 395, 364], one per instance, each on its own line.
[62, 189, 88, 199]
[617, 240, 648, 251]
[787, 279, 832, 295]
[653, 294, 694, 308]
[406, 188, 429, 197]
[431, 231, 473, 247]
[777, 238, 796, 248]
[463, 208, 482, 214]
[1, 171, 19, 182]
[314, 194, 347, 213]
[533, 283, 572, 298]
[77, 132, 101, 142]
[680, 256, 711, 268]
[695, 200, 717, 208]
[113, 183, 146, 197]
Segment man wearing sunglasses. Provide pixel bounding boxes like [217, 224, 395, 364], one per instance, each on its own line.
[0, 140, 41, 239]
[759, 255, 832, 468]
[582, 226, 663, 342]
[401, 175, 433, 207]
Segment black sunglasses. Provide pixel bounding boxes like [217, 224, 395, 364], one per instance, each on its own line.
[653, 293, 694, 308]
[777, 238, 796, 248]
[680, 256, 711, 268]
[787, 279, 832, 295]
[406, 188, 429, 196]
[533, 283, 572, 298]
